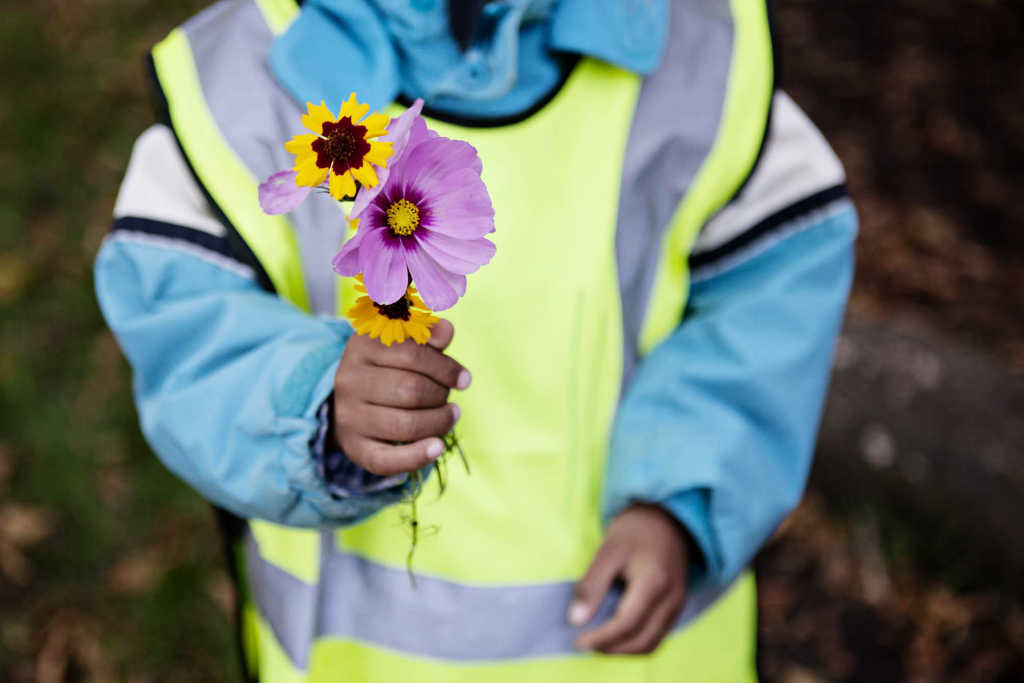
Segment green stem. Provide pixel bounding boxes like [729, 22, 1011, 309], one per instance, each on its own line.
[406, 469, 422, 589]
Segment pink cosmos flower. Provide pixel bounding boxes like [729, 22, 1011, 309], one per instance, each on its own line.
[332, 114, 495, 311]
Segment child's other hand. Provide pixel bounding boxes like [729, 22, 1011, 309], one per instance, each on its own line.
[332, 320, 469, 476]
[569, 503, 690, 655]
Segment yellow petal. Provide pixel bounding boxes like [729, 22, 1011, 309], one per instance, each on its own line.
[380, 321, 396, 347]
[365, 140, 394, 167]
[350, 162, 379, 188]
[361, 112, 390, 137]
[409, 323, 431, 344]
[284, 133, 319, 156]
[328, 170, 357, 200]
[294, 159, 329, 187]
[348, 301, 370, 319]
[413, 311, 439, 327]
[377, 325, 389, 346]
[291, 149, 321, 177]
[339, 92, 371, 124]
[387, 323, 403, 348]
[302, 101, 335, 134]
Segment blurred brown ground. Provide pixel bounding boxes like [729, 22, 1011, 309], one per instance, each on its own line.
[757, 2, 1024, 682]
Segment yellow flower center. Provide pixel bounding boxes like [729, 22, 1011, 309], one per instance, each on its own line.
[386, 199, 420, 236]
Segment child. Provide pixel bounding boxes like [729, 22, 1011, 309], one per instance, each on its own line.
[96, 0, 855, 680]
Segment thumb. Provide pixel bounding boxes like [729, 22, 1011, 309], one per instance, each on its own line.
[427, 319, 455, 352]
[568, 542, 627, 627]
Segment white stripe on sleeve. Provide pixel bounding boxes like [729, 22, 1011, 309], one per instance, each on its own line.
[113, 124, 227, 237]
[692, 92, 846, 256]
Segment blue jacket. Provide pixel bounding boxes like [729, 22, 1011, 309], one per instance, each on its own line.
[95, 0, 855, 589]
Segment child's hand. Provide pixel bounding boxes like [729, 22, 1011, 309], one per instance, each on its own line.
[332, 320, 469, 476]
[569, 503, 690, 655]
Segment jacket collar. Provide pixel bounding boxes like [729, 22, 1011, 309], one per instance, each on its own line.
[269, 0, 667, 118]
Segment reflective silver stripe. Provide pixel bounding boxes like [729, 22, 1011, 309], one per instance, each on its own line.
[182, 0, 343, 315]
[614, 0, 740, 385]
[245, 532, 731, 670]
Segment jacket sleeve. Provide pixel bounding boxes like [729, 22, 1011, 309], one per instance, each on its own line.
[95, 124, 408, 528]
[602, 92, 857, 589]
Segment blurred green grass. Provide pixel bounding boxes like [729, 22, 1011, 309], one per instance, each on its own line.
[0, 2, 238, 680]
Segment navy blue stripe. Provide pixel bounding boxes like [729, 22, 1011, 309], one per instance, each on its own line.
[690, 183, 848, 271]
[110, 215, 244, 264]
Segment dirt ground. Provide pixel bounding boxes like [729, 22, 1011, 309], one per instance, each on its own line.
[756, 2, 1024, 681]
[776, 0, 1024, 371]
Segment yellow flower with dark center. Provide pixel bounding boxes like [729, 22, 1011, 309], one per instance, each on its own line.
[285, 93, 393, 200]
[347, 276, 439, 346]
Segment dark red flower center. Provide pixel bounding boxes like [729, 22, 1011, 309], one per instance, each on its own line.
[311, 118, 371, 176]
[374, 296, 412, 321]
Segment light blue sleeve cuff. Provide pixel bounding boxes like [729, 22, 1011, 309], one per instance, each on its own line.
[310, 397, 411, 498]
[659, 488, 720, 590]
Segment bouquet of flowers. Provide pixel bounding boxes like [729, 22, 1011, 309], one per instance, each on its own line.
[257, 94, 495, 579]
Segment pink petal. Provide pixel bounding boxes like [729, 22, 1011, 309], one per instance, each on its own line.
[399, 137, 483, 197]
[351, 100, 424, 217]
[420, 169, 495, 238]
[405, 245, 462, 311]
[386, 99, 425, 149]
[258, 170, 312, 214]
[414, 229, 495, 274]
[359, 229, 410, 305]
[330, 229, 366, 276]
[438, 261, 468, 300]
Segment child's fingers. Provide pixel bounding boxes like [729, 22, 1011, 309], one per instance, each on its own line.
[342, 434, 447, 476]
[370, 338, 470, 390]
[350, 366, 450, 409]
[426, 319, 455, 351]
[601, 592, 683, 655]
[568, 542, 627, 629]
[574, 556, 663, 652]
[346, 403, 460, 444]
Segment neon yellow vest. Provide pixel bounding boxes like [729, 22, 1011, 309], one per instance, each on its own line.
[151, 1, 773, 680]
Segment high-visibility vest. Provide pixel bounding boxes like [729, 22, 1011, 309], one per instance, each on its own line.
[151, 0, 773, 680]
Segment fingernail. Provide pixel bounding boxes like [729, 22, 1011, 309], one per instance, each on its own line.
[567, 601, 590, 626]
[426, 440, 444, 460]
[456, 370, 472, 390]
[451, 403, 461, 421]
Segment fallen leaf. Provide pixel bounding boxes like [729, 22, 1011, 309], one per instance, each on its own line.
[0, 538, 31, 584]
[206, 570, 236, 616]
[35, 615, 72, 683]
[36, 611, 116, 683]
[0, 255, 30, 304]
[108, 549, 162, 594]
[780, 664, 828, 683]
[0, 504, 54, 547]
